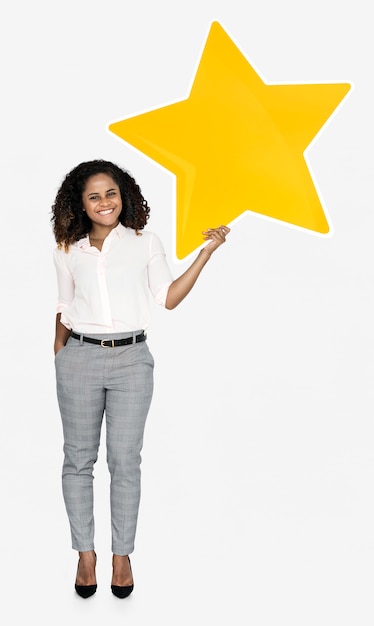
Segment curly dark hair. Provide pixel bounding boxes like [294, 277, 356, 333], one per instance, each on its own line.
[51, 159, 150, 249]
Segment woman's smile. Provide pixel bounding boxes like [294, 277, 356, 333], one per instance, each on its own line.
[97, 208, 115, 216]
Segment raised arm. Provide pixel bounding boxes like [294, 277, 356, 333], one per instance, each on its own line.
[165, 225, 230, 310]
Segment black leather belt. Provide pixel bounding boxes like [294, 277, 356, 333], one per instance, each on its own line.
[70, 331, 146, 348]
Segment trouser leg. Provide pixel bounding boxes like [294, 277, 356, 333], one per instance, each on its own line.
[104, 340, 154, 555]
[55, 338, 105, 551]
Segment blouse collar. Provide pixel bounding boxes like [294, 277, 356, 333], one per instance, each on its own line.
[75, 222, 127, 250]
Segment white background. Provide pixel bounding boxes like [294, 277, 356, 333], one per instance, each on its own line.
[1, 0, 373, 624]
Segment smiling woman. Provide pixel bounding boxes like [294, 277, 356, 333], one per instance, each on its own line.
[50, 159, 230, 599]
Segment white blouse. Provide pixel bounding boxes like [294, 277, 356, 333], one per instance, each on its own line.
[53, 223, 173, 333]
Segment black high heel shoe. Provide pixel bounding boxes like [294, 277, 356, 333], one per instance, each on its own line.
[75, 551, 97, 598]
[111, 556, 134, 598]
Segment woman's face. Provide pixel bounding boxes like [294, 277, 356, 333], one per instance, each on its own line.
[82, 173, 122, 231]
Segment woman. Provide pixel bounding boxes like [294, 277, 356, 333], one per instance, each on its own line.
[51, 159, 229, 598]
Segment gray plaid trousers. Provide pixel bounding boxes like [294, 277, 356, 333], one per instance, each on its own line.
[55, 332, 154, 555]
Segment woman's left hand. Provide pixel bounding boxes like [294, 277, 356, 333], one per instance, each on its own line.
[165, 224, 231, 309]
[202, 225, 231, 255]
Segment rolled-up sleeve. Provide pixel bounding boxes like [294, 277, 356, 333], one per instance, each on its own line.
[53, 248, 75, 313]
[147, 233, 173, 306]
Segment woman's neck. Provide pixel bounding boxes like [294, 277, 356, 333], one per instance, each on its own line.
[89, 222, 119, 240]
[88, 222, 119, 251]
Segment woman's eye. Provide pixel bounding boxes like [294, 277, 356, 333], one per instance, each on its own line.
[107, 191, 116, 197]
[89, 195, 99, 201]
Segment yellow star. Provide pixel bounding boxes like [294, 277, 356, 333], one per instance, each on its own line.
[108, 21, 351, 259]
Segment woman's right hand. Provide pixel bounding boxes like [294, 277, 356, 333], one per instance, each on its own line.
[54, 342, 65, 356]
[54, 314, 71, 355]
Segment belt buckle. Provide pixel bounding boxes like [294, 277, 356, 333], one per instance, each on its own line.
[101, 339, 115, 348]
